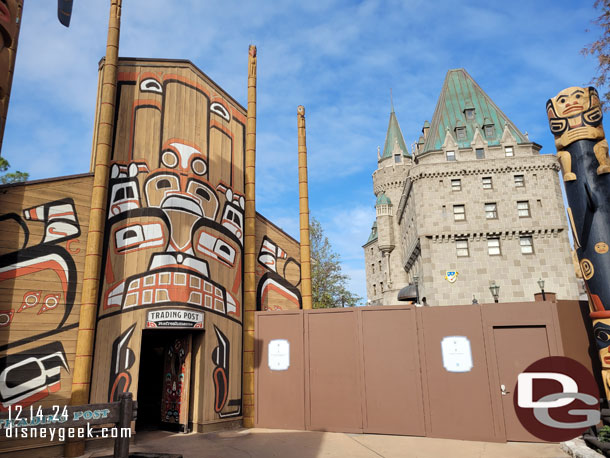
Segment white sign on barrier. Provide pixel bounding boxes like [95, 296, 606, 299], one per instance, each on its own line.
[268, 339, 290, 371]
[441, 336, 473, 372]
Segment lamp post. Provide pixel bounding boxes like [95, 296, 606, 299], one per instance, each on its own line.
[414, 274, 420, 305]
[537, 278, 546, 301]
[472, 295, 478, 305]
[489, 281, 500, 303]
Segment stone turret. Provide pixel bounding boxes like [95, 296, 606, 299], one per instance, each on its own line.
[376, 192, 394, 252]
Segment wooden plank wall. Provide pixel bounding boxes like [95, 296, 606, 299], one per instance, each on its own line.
[255, 213, 302, 311]
[89, 59, 246, 428]
[0, 174, 93, 451]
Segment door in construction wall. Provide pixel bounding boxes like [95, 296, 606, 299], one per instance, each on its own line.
[161, 334, 192, 429]
[493, 326, 551, 442]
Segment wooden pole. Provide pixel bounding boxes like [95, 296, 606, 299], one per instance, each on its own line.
[65, 1, 121, 456]
[242, 44, 257, 428]
[297, 105, 313, 309]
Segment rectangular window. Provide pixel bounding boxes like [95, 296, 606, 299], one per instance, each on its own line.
[456, 239, 469, 257]
[505, 146, 514, 157]
[446, 150, 456, 161]
[476, 148, 485, 159]
[464, 109, 475, 120]
[394, 154, 401, 163]
[488, 238, 501, 256]
[451, 178, 461, 191]
[482, 176, 493, 189]
[453, 204, 465, 221]
[517, 200, 530, 217]
[484, 125, 494, 138]
[456, 127, 467, 141]
[520, 236, 534, 254]
[485, 202, 498, 219]
[514, 174, 524, 187]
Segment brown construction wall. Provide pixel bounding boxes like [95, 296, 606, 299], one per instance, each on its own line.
[255, 301, 594, 443]
[255, 213, 301, 311]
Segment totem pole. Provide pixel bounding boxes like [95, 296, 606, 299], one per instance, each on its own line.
[547, 86, 610, 400]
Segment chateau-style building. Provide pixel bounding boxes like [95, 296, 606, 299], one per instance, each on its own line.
[363, 69, 580, 306]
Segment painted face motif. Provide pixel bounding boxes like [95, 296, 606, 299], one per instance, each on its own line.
[547, 86, 604, 145]
[553, 87, 590, 118]
[594, 320, 610, 368]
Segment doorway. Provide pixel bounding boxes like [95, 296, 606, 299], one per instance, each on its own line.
[136, 330, 193, 432]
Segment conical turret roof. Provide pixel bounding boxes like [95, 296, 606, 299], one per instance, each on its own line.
[381, 108, 410, 160]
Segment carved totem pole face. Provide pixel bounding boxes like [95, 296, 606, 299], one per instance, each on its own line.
[546, 86, 604, 148]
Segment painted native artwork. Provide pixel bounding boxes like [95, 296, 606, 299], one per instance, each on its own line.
[0, 176, 91, 412]
[256, 235, 302, 311]
[211, 325, 241, 417]
[547, 86, 610, 398]
[161, 336, 189, 424]
[89, 61, 244, 423]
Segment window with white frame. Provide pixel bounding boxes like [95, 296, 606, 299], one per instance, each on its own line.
[482, 176, 493, 189]
[505, 146, 514, 157]
[446, 150, 456, 161]
[488, 238, 501, 256]
[485, 202, 498, 219]
[453, 204, 465, 221]
[514, 174, 525, 187]
[451, 178, 461, 191]
[517, 200, 530, 217]
[520, 236, 534, 254]
[456, 239, 469, 257]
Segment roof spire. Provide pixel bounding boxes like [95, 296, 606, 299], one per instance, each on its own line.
[390, 88, 394, 113]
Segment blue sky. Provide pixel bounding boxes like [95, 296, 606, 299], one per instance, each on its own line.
[2, 0, 603, 304]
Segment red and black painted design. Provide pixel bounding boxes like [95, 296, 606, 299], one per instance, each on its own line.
[211, 325, 241, 418]
[108, 324, 136, 403]
[0, 341, 68, 411]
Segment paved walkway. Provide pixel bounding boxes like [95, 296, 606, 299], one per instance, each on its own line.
[89, 428, 569, 458]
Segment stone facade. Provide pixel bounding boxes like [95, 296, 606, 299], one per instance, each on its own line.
[363, 69, 580, 306]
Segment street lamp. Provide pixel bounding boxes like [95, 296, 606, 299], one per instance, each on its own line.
[413, 274, 420, 305]
[472, 295, 478, 305]
[537, 278, 546, 301]
[489, 281, 500, 303]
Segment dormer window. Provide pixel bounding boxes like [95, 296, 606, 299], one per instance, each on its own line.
[456, 127, 466, 141]
[483, 117, 494, 138]
[446, 150, 456, 161]
[464, 108, 475, 120]
[394, 154, 401, 163]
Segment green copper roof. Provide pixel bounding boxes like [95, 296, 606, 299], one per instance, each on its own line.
[422, 69, 529, 153]
[376, 192, 392, 206]
[365, 221, 378, 245]
[381, 110, 410, 160]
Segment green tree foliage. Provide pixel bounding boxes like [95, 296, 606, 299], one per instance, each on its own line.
[0, 157, 28, 184]
[310, 217, 361, 308]
[583, 0, 610, 108]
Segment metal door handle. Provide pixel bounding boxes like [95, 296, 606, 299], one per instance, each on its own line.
[501, 384, 510, 395]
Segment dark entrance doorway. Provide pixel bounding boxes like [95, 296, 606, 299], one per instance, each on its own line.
[136, 329, 193, 432]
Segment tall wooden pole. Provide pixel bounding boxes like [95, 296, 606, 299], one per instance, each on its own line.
[242, 44, 257, 428]
[65, 1, 121, 456]
[297, 105, 313, 309]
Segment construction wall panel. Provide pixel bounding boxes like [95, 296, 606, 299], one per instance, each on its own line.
[255, 311, 304, 429]
[306, 310, 363, 433]
[361, 308, 425, 435]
